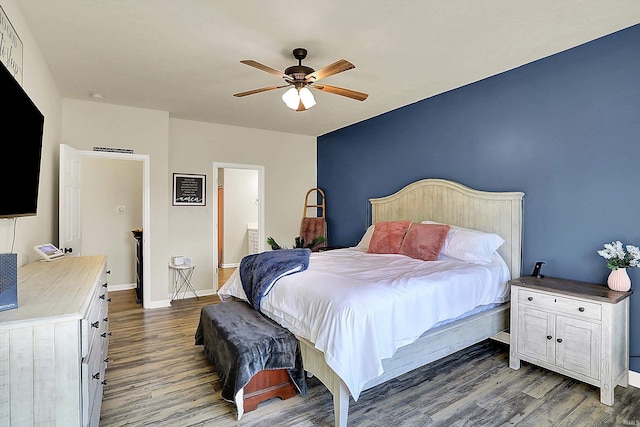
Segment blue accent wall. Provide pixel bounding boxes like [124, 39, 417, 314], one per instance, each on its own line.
[318, 24, 640, 369]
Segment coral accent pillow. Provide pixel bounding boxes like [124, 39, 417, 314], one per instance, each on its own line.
[367, 220, 411, 254]
[399, 223, 451, 261]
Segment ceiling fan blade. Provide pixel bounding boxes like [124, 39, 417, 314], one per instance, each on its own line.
[233, 85, 289, 97]
[240, 60, 290, 80]
[304, 59, 355, 82]
[310, 84, 368, 101]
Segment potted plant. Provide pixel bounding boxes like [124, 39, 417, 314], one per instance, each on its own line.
[597, 240, 640, 291]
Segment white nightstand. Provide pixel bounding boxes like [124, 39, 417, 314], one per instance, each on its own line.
[509, 276, 633, 406]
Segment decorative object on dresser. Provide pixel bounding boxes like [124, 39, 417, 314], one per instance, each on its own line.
[509, 276, 633, 406]
[0, 255, 110, 426]
[597, 240, 639, 291]
[0, 253, 18, 312]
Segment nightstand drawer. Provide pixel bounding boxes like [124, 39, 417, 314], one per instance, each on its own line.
[518, 289, 601, 321]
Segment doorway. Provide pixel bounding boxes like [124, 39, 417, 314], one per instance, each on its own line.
[59, 144, 151, 307]
[212, 162, 264, 289]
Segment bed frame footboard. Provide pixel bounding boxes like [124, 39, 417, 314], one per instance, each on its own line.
[297, 336, 350, 427]
[296, 303, 509, 427]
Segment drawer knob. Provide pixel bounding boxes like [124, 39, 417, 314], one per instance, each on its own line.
[578, 307, 585, 312]
[101, 332, 112, 338]
[92, 372, 100, 380]
[103, 317, 109, 322]
[99, 294, 106, 300]
[527, 297, 533, 301]
[102, 380, 107, 385]
[546, 335, 552, 340]
[91, 321, 99, 328]
[556, 338, 563, 343]
[102, 283, 108, 288]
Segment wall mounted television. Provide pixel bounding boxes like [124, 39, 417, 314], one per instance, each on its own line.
[0, 63, 44, 218]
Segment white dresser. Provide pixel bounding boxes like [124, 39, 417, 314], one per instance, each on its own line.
[0, 255, 109, 426]
[509, 276, 632, 405]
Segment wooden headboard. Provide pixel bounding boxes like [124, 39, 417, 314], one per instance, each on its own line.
[370, 179, 525, 279]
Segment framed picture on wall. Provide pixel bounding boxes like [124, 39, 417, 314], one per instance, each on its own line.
[173, 173, 206, 206]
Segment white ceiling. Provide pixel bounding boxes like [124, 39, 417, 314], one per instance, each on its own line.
[14, 1, 640, 137]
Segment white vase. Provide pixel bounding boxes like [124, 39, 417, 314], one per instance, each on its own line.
[607, 268, 631, 292]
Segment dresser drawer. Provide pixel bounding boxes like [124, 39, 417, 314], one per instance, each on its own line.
[82, 281, 108, 358]
[518, 289, 601, 321]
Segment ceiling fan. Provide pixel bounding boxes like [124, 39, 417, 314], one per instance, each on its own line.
[233, 48, 368, 112]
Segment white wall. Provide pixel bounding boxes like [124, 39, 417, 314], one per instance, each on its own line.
[61, 99, 171, 305]
[169, 118, 316, 293]
[0, 0, 63, 265]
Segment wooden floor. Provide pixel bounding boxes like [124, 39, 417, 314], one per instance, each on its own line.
[100, 285, 640, 426]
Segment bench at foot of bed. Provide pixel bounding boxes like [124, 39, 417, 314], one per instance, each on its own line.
[243, 368, 298, 412]
[194, 300, 307, 420]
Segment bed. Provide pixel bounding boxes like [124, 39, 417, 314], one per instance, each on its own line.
[218, 178, 524, 426]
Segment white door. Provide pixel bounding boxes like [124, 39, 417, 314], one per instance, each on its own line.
[59, 144, 83, 256]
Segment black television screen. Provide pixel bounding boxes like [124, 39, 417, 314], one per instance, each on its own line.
[0, 64, 44, 218]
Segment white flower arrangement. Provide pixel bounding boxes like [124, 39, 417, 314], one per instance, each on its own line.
[597, 241, 640, 270]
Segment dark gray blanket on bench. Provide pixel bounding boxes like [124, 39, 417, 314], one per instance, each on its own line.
[194, 300, 307, 404]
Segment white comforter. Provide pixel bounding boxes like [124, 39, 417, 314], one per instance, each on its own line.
[217, 247, 510, 400]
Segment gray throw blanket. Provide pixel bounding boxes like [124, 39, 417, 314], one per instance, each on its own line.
[240, 248, 311, 310]
[194, 300, 307, 404]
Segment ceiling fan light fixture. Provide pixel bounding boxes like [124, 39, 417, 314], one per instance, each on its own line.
[237, 48, 367, 108]
[282, 86, 316, 111]
[282, 87, 300, 109]
[299, 87, 316, 109]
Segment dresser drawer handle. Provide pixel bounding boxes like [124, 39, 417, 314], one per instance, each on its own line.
[102, 283, 108, 288]
[91, 321, 99, 328]
[102, 380, 107, 386]
[578, 307, 585, 312]
[99, 294, 106, 300]
[556, 338, 563, 343]
[101, 332, 112, 338]
[527, 297, 533, 301]
[546, 335, 552, 340]
[92, 372, 100, 380]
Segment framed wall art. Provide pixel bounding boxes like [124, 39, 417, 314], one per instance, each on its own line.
[173, 173, 206, 206]
[0, 5, 23, 85]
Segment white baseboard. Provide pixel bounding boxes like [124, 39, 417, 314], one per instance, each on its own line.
[167, 287, 218, 301]
[629, 370, 640, 388]
[220, 263, 239, 268]
[108, 283, 136, 292]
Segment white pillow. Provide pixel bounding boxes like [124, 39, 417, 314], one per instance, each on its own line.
[355, 224, 375, 250]
[421, 220, 504, 264]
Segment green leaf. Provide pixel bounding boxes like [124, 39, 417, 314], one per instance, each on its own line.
[266, 236, 282, 250]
